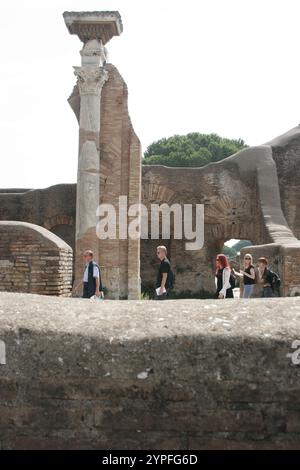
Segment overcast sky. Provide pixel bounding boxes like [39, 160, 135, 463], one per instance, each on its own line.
[0, 0, 299, 188]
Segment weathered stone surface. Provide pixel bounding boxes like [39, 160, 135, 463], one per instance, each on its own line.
[0, 222, 72, 296]
[63, 11, 123, 45]
[1, 292, 300, 449]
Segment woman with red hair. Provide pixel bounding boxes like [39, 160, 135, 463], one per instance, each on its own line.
[215, 254, 234, 299]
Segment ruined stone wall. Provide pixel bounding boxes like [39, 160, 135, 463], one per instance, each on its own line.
[0, 128, 299, 297]
[141, 162, 260, 295]
[0, 185, 76, 251]
[1, 293, 300, 449]
[272, 139, 300, 240]
[240, 243, 300, 297]
[141, 130, 300, 296]
[98, 64, 141, 299]
[0, 222, 72, 296]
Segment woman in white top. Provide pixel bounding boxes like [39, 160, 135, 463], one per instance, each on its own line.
[215, 254, 233, 299]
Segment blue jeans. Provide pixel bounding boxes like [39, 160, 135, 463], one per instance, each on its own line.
[261, 286, 273, 298]
[243, 284, 254, 298]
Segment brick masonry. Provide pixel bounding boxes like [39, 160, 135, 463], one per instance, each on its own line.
[68, 64, 142, 299]
[0, 96, 299, 298]
[0, 185, 76, 251]
[0, 222, 72, 297]
[1, 293, 300, 449]
[98, 64, 142, 299]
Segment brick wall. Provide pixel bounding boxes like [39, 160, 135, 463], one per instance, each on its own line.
[0, 133, 299, 299]
[1, 293, 300, 449]
[240, 243, 300, 297]
[282, 245, 300, 296]
[0, 185, 76, 250]
[98, 64, 142, 299]
[0, 222, 73, 296]
[273, 141, 300, 240]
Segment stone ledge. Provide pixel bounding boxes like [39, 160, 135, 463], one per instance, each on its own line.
[1, 293, 300, 449]
[0, 292, 299, 339]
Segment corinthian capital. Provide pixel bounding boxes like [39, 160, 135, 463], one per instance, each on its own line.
[73, 66, 109, 96]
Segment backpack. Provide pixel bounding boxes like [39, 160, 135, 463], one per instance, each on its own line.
[230, 272, 236, 289]
[270, 270, 281, 292]
[167, 269, 175, 290]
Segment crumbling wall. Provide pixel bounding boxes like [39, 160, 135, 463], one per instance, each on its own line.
[0, 185, 76, 251]
[240, 243, 300, 297]
[99, 64, 142, 299]
[0, 127, 300, 297]
[0, 222, 72, 296]
[1, 293, 300, 449]
[141, 160, 259, 295]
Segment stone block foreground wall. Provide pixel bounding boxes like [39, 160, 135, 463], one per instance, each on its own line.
[1, 292, 300, 449]
[0, 222, 72, 297]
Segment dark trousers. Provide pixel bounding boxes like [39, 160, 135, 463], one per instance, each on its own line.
[215, 288, 234, 299]
[261, 286, 273, 298]
[83, 282, 95, 299]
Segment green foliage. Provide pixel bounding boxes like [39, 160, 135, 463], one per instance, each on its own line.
[222, 240, 253, 259]
[222, 245, 237, 258]
[140, 291, 151, 300]
[143, 133, 247, 167]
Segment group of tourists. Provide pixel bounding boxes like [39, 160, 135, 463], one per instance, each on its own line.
[81, 247, 280, 300]
[215, 253, 280, 299]
[155, 248, 280, 300]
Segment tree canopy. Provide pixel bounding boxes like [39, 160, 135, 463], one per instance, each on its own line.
[143, 133, 247, 167]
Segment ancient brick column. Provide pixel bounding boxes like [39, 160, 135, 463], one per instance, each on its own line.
[63, 12, 123, 296]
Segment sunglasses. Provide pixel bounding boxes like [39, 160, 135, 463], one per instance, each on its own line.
[244, 257, 251, 260]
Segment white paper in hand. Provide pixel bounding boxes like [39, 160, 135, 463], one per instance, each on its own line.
[155, 287, 166, 296]
[90, 294, 104, 301]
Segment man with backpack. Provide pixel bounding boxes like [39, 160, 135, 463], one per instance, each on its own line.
[258, 257, 280, 297]
[155, 245, 174, 300]
[82, 250, 103, 299]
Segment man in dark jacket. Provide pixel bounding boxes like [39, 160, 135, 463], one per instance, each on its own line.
[82, 250, 103, 299]
[258, 257, 273, 298]
[155, 245, 171, 300]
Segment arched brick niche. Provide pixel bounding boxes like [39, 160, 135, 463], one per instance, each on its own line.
[44, 215, 75, 252]
[0, 221, 73, 296]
